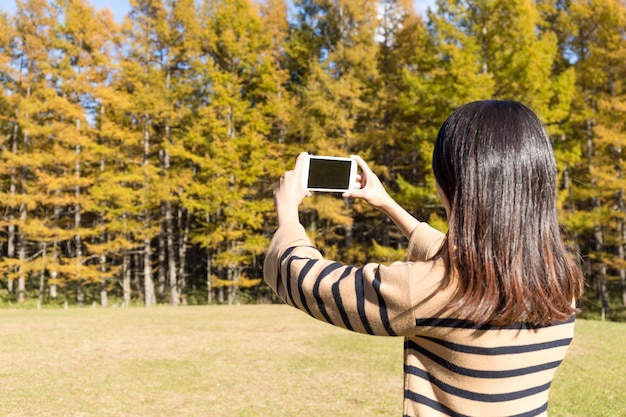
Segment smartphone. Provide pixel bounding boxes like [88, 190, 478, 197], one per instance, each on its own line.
[301, 155, 357, 193]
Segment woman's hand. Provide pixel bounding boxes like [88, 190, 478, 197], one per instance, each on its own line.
[274, 153, 420, 239]
[342, 155, 394, 210]
[275, 152, 311, 227]
[344, 155, 420, 239]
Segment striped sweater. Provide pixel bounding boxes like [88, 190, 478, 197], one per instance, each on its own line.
[263, 221, 575, 417]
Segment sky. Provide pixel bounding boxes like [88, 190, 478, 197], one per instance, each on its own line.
[414, 0, 436, 16]
[1, 0, 131, 21]
[1, 0, 435, 21]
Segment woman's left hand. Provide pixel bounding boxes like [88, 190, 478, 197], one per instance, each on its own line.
[275, 152, 311, 227]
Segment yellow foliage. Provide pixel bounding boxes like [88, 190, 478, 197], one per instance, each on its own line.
[370, 240, 406, 263]
[211, 274, 262, 288]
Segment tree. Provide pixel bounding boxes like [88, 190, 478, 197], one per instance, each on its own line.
[41, 0, 119, 304]
[284, 0, 386, 262]
[184, 0, 280, 304]
[0, 0, 63, 303]
[565, 0, 626, 313]
[0, 0, 625, 313]
[109, 0, 177, 307]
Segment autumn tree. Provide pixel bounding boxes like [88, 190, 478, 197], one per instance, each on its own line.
[284, 0, 386, 262]
[0, 0, 65, 303]
[107, 0, 180, 307]
[564, 0, 626, 313]
[0, 0, 625, 314]
[185, 0, 280, 304]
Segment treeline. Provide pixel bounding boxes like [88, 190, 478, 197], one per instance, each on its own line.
[0, 0, 624, 315]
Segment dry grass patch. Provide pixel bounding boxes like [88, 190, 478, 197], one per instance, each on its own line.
[0, 305, 402, 417]
[0, 305, 623, 416]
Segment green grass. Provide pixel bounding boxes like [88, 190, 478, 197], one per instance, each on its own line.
[549, 319, 626, 417]
[0, 305, 623, 417]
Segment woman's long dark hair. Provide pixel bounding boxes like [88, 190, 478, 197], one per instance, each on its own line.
[432, 100, 583, 326]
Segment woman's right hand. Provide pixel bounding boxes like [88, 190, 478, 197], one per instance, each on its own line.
[275, 152, 311, 227]
[342, 155, 393, 210]
[344, 155, 420, 239]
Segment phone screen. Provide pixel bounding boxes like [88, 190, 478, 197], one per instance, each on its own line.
[307, 157, 353, 190]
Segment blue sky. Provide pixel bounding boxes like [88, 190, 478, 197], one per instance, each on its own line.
[414, 0, 436, 16]
[1, 0, 435, 21]
[1, 0, 130, 21]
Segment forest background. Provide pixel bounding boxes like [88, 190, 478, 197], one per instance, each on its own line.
[0, 0, 624, 320]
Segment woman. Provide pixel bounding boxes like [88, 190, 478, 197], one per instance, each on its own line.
[263, 100, 583, 416]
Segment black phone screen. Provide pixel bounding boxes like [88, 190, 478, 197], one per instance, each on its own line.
[307, 158, 353, 190]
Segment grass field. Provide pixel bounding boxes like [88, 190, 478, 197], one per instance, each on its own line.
[0, 305, 624, 417]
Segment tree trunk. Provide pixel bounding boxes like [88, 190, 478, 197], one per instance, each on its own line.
[100, 253, 108, 308]
[162, 70, 179, 306]
[49, 243, 59, 299]
[158, 216, 166, 300]
[76, 280, 85, 306]
[134, 251, 144, 304]
[38, 242, 47, 308]
[142, 118, 156, 307]
[587, 114, 610, 315]
[122, 250, 131, 307]
[144, 237, 156, 307]
[7, 119, 19, 294]
[227, 265, 235, 306]
[72, 124, 85, 305]
[17, 202, 27, 303]
[595, 251, 611, 315]
[622, 266, 626, 307]
[618, 219, 626, 307]
[344, 222, 353, 248]
[165, 199, 179, 306]
[207, 246, 213, 304]
[614, 146, 626, 307]
[593, 216, 611, 315]
[177, 204, 189, 305]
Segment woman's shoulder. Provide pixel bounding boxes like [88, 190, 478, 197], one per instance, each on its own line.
[407, 222, 447, 262]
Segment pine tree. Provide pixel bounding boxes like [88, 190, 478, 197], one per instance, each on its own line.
[565, 0, 626, 313]
[374, 0, 448, 239]
[32, 0, 117, 304]
[258, 0, 293, 147]
[0, 0, 64, 303]
[2, 0, 624, 309]
[0, 9, 20, 295]
[284, 0, 384, 262]
[152, 0, 199, 305]
[54, 0, 120, 306]
[388, 0, 494, 247]
[106, 0, 179, 307]
[183, 0, 279, 303]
